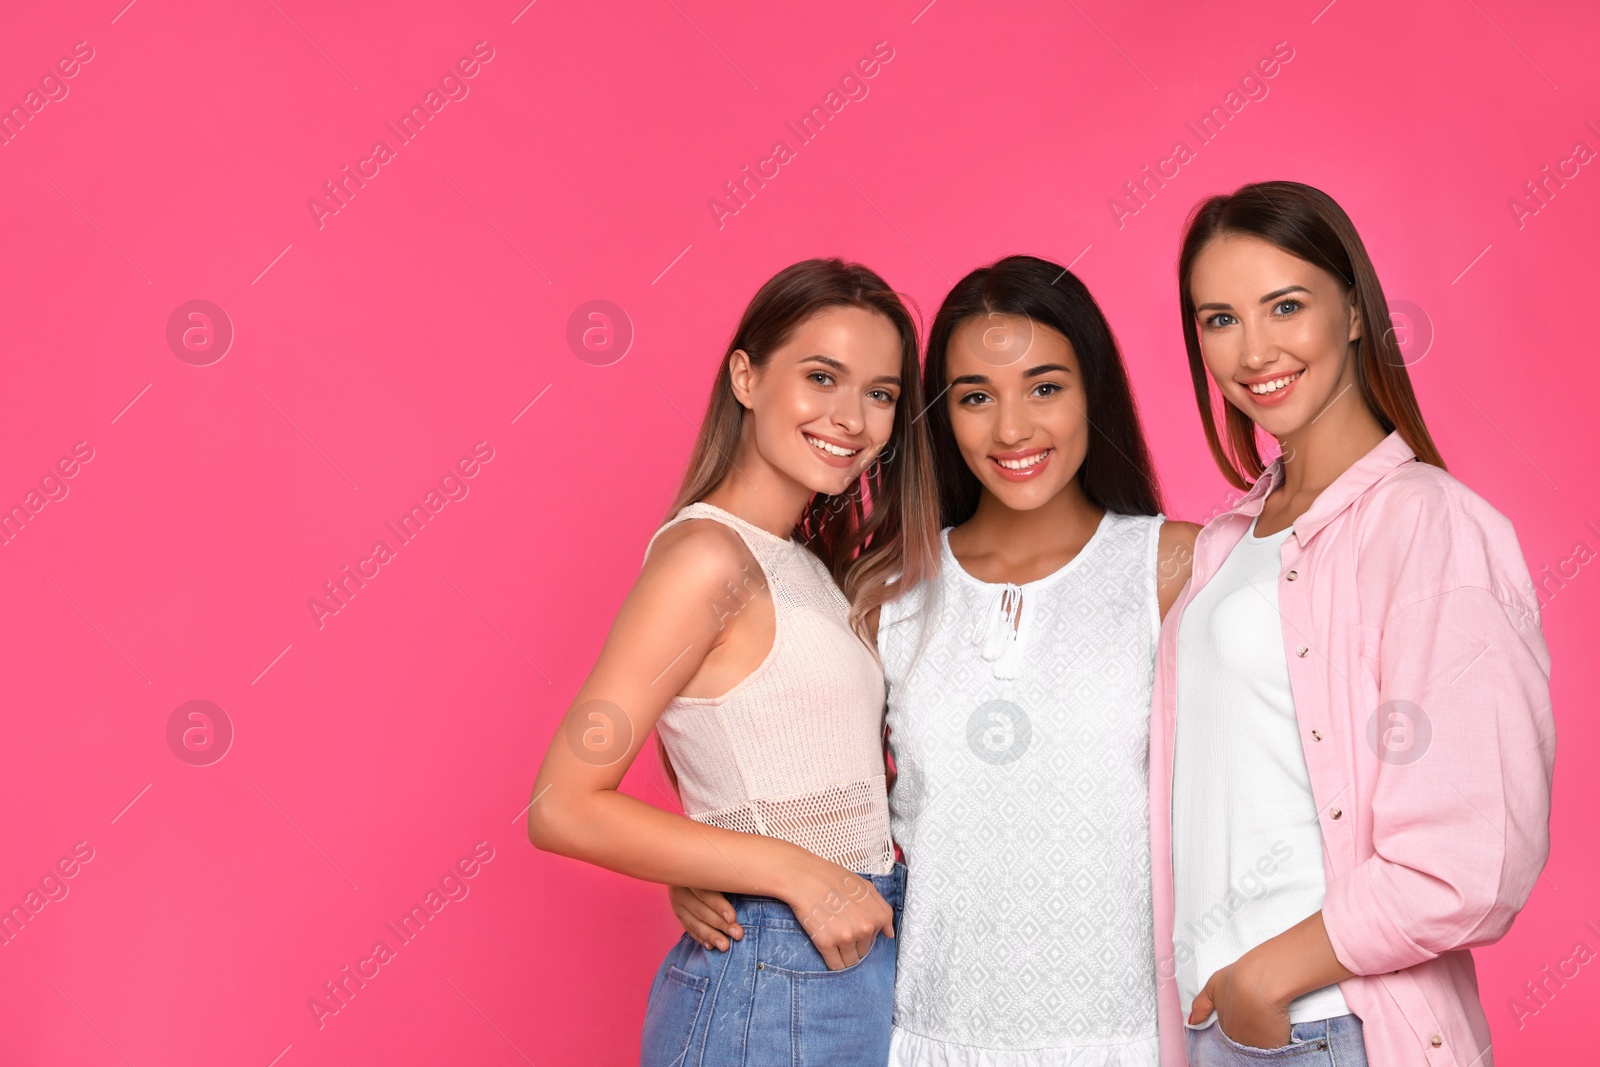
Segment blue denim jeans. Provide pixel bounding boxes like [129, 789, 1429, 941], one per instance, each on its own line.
[640, 863, 906, 1067]
[1186, 1013, 1367, 1065]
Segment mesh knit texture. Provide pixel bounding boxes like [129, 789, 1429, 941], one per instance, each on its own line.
[644, 501, 894, 875]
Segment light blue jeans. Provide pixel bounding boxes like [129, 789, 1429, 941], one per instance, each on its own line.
[639, 863, 906, 1067]
[1186, 1013, 1368, 1065]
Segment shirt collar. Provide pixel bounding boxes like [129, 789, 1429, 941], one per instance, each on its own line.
[1228, 431, 1418, 545]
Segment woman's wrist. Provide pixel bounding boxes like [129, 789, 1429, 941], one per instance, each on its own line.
[757, 839, 826, 901]
[1237, 911, 1355, 1009]
[1234, 942, 1298, 1011]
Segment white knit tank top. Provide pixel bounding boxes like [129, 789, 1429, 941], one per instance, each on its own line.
[643, 501, 895, 876]
[880, 510, 1163, 1065]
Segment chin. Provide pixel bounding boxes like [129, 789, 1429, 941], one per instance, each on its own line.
[983, 477, 1064, 512]
[1227, 394, 1302, 440]
[801, 463, 862, 499]
[817, 474, 860, 498]
[1265, 407, 1320, 441]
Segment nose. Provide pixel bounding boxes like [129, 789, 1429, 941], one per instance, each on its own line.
[830, 391, 865, 436]
[1238, 316, 1276, 372]
[993, 392, 1032, 447]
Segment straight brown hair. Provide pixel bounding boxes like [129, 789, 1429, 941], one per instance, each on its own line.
[1177, 181, 1445, 489]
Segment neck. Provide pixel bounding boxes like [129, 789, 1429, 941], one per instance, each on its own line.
[964, 477, 1104, 555]
[699, 421, 813, 538]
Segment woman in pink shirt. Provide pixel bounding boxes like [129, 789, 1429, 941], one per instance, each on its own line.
[1150, 180, 1555, 1066]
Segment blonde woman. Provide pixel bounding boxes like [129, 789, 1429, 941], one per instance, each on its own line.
[528, 258, 940, 1067]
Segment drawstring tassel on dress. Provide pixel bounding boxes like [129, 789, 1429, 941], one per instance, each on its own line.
[973, 583, 1028, 679]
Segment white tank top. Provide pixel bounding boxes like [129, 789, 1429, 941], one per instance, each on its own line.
[880, 510, 1163, 1065]
[1171, 518, 1350, 1026]
[643, 501, 895, 876]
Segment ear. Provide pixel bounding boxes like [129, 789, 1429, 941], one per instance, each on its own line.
[1346, 289, 1363, 344]
[728, 349, 756, 409]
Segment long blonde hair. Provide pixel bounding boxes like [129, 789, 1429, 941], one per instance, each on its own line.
[658, 258, 940, 789]
[665, 257, 939, 632]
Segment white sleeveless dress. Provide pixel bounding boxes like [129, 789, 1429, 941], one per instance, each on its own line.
[879, 510, 1163, 1066]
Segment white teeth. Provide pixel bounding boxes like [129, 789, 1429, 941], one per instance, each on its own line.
[805, 433, 858, 457]
[997, 450, 1051, 470]
[1249, 371, 1302, 395]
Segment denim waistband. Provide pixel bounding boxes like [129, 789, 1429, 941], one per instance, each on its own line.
[1288, 1013, 1363, 1038]
[724, 862, 905, 928]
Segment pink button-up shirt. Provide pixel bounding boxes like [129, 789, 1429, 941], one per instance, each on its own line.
[1149, 431, 1555, 1066]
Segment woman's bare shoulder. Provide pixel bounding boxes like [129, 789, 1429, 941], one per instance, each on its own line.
[639, 517, 758, 600]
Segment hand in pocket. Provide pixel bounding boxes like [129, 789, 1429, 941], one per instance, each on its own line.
[1191, 960, 1292, 1050]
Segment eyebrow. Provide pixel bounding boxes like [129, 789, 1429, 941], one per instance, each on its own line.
[1022, 362, 1073, 379]
[1195, 285, 1312, 313]
[949, 363, 1074, 387]
[800, 353, 902, 387]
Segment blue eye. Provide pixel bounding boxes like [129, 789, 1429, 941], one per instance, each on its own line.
[1274, 300, 1303, 315]
[1204, 313, 1237, 329]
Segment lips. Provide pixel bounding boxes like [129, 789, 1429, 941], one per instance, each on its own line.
[803, 430, 864, 469]
[989, 447, 1053, 482]
[1241, 369, 1303, 407]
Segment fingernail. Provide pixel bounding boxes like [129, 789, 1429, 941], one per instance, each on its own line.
[717, 939, 727, 950]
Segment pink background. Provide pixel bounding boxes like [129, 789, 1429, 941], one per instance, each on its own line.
[2, 1, 1596, 1064]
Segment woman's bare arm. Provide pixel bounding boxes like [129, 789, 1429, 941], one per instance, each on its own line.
[529, 520, 893, 967]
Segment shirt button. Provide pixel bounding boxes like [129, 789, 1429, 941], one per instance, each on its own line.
[1296, 645, 1309, 657]
[1330, 807, 1343, 820]
[1430, 1034, 1443, 1048]
[1311, 729, 1323, 741]
[1286, 570, 1298, 581]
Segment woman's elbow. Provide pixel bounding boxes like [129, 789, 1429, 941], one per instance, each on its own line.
[526, 791, 577, 854]
[1440, 853, 1546, 952]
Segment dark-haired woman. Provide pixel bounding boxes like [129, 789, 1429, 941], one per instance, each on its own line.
[673, 255, 1198, 1065]
[1151, 181, 1555, 1066]
[527, 258, 941, 1067]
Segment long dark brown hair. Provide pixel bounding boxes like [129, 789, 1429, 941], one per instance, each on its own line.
[923, 254, 1164, 526]
[664, 257, 940, 630]
[1177, 180, 1445, 489]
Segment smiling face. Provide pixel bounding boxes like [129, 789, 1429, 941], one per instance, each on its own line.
[1188, 233, 1363, 442]
[730, 305, 904, 497]
[944, 312, 1088, 511]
